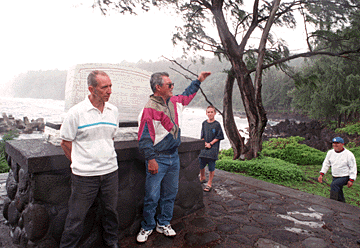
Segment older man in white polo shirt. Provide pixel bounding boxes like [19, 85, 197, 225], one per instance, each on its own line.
[59, 70, 119, 248]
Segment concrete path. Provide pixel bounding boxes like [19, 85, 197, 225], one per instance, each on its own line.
[119, 169, 360, 247]
[1, 171, 360, 247]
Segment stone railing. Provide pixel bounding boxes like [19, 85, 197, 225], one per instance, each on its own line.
[4, 137, 204, 247]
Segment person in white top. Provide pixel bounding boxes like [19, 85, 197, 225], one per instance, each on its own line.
[59, 71, 119, 248]
[318, 137, 357, 203]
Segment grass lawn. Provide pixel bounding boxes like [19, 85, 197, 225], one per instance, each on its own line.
[226, 164, 360, 208]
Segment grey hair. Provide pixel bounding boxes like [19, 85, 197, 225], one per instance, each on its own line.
[87, 70, 109, 87]
[150, 72, 169, 93]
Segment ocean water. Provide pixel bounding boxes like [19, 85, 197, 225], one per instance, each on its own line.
[0, 97, 251, 150]
[181, 108, 249, 150]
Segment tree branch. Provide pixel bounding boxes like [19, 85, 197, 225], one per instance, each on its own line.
[234, 13, 251, 40]
[254, 0, 281, 102]
[192, 37, 223, 51]
[300, 3, 312, 52]
[162, 56, 223, 115]
[238, 0, 259, 52]
[249, 48, 360, 73]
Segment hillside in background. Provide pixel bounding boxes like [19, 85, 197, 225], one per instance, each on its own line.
[8, 69, 67, 100]
[7, 57, 303, 112]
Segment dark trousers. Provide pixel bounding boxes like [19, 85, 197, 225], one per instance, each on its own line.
[330, 176, 349, 203]
[60, 170, 119, 248]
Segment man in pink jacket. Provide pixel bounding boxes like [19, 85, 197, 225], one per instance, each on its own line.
[137, 71, 211, 243]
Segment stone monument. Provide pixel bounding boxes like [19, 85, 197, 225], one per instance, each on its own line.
[65, 63, 152, 121]
[46, 63, 152, 145]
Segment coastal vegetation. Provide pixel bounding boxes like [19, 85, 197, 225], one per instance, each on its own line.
[217, 136, 360, 208]
[0, 130, 19, 173]
[336, 122, 360, 136]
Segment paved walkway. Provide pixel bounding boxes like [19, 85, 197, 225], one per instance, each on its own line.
[119, 170, 360, 248]
[1, 171, 360, 247]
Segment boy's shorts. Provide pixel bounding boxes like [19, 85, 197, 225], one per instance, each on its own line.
[199, 157, 216, 172]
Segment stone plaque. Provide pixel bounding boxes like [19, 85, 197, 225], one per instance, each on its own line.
[65, 63, 152, 121]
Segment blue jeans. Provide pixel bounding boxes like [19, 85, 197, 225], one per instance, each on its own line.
[330, 176, 349, 203]
[60, 170, 119, 248]
[141, 151, 180, 230]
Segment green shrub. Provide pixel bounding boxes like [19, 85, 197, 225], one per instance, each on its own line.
[0, 130, 19, 173]
[0, 156, 9, 173]
[335, 122, 360, 135]
[263, 136, 305, 149]
[216, 157, 305, 182]
[219, 148, 234, 157]
[348, 147, 360, 173]
[325, 120, 338, 130]
[346, 142, 357, 149]
[261, 136, 326, 165]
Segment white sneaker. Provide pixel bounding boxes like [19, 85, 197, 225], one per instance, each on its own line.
[136, 228, 153, 243]
[156, 223, 176, 236]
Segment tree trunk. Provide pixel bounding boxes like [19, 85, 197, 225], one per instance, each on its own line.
[223, 68, 246, 159]
[212, 0, 269, 159]
[230, 60, 267, 159]
[220, 58, 267, 160]
[245, 0, 278, 158]
[337, 114, 342, 128]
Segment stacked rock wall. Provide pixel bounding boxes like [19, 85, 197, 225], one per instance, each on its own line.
[3, 138, 204, 247]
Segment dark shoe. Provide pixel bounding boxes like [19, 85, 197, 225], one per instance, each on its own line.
[357, 239, 360, 244]
[330, 190, 339, 201]
[107, 243, 119, 248]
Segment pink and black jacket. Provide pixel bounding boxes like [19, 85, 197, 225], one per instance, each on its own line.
[138, 79, 201, 160]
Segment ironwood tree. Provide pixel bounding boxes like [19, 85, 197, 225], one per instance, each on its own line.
[291, 11, 360, 126]
[95, 0, 360, 159]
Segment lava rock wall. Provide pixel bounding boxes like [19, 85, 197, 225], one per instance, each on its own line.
[3, 138, 204, 247]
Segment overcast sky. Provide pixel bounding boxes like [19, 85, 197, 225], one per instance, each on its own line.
[0, 0, 184, 87]
[0, 0, 309, 90]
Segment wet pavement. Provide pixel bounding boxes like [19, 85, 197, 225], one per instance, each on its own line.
[119, 170, 360, 248]
[1, 170, 360, 247]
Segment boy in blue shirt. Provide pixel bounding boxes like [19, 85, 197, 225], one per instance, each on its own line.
[199, 106, 224, 192]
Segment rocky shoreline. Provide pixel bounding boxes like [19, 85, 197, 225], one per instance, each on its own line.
[263, 119, 359, 152]
[2, 111, 358, 153]
[236, 111, 358, 152]
[235, 111, 312, 123]
[0, 113, 44, 136]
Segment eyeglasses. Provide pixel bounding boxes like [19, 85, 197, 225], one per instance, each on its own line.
[167, 83, 174, 88]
